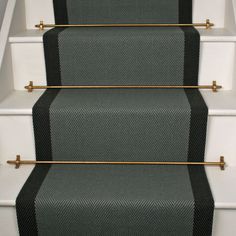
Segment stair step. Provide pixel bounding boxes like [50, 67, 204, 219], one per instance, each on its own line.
[0, 164, 235, 208]
[1, 1, 235, 235]
[1, 90, 236, 116]
[0, 90, 43, 115]
[8, 30, 236, 91]
[8, 28, 236, 43]
[0, 164, 236, 236]
[0, 90, 236, 167]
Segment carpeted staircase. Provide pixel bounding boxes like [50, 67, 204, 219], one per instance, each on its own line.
[10, 0, 217, 235]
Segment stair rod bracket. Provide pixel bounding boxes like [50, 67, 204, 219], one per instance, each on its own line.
[36, 19, 214, 30]
[24, 81, 222, 92]
[7, 155, 226, 170]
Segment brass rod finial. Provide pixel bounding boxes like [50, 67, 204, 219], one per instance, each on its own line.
[206, 19, 214, 29]
[7, 155, 21, 169]
[25, 81, 34, 92]
[35, 21, 45, 30]
[39, 21, 44, 30]
[15, 155, 21, 169]
[220, 156, 225, 170]
[212, 81, 222, 92]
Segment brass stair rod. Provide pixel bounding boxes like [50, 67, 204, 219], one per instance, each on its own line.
[25, 81, 222, 92]
[7, 155, 225, 170]
[36, 19, 214, 30]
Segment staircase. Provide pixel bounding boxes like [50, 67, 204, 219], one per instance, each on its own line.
[0, 0, 236, 235]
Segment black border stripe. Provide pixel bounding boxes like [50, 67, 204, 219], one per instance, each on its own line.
[188, 167, 214, 236]
[16, 166, 51, 235]
[16, 89, 60, 235]
[185, 90, 208, 162]
[16, 22, 64, 236]
[181, 27, 214, 236]
[182, 26, 206, 161]
[53, 0, 69, 24]
[182, 27, 200, 86]
[179, 0, 192, 23]
[33, 90, 60, 161]
[43, 28, 65, 86]
[17, 26, 62, 232]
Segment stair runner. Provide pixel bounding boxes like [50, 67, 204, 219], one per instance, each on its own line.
[16, 1, 214, 235]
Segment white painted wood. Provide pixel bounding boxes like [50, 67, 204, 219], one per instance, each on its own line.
[198, 42, 235, 90]
[225, 0, 236, 33]
[0, 0, 28, 102]
[0, 90, 43, 115]
[198, 28, 236, 42]
[205, 116, 236, 168]
[0, 0, 16, 101]
[201, 90, 236, 116]
[0, 207, 19, 236]
[11, 43, 46, 90]
[212, 209, 236, 236]
[0, 0, 8, 28]
[25, 0, 55, 30]
[0, 44, 14, 100]
[0, 165, 34, 206]
[0, 0, 15, 67]
[193, 0, 226, 28]
[0, 115, 36, 164]
[207, 167, 236, 209]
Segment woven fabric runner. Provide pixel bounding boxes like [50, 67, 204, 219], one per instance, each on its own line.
[16, 1, 214, 235]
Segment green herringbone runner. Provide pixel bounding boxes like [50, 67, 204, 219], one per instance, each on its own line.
[16, 1, 214, 235]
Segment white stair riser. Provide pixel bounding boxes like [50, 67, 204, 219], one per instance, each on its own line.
[10, 42, 235, 91]
[0, 115, 235, 166]
[0, 207, 235, 236]
[24, 0, 227, 29]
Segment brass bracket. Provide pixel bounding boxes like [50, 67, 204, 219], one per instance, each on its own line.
[206, 19, 212, 29]
[26, 81, 33, 92]
[15, 155, 21, 169]
[220, 156, 225, 170]
[39, 20, 44, 30]
[212, 81, 218, 92]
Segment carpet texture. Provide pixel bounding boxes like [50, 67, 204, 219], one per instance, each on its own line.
[16, 0, 214, 235]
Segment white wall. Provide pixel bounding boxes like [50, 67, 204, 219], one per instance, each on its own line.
[0, 0, 8, 29]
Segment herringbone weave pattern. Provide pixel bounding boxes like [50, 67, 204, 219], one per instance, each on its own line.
[16, 1, 214, 235]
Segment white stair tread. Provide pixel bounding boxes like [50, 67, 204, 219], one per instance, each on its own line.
[0, 165, 34, 206]
[1, 90, 236, 116]
[0, 164, 235, 208]
[201, 90, 236, 116]
[0, 90, 43, 115]
[8, 28, 236, 43]
[197, 28, 236, 42]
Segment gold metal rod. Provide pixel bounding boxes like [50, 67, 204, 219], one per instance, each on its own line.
[25, 81, 222, 92]
[36, 19, 214, 30]
[7, 155, 225, 170]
